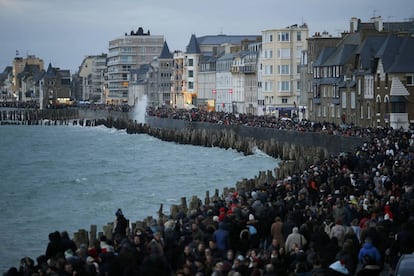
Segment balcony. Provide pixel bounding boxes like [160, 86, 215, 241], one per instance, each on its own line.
[331, 97, 340, 105]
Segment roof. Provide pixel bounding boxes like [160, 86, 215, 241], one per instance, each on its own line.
[196, 34, 261, 46]
[322, 44, 357, 66]
[313, 47, 336, 67]
[186, 34, 201, 54]
[216, 52, 238, 62]
[130, 64, 153, 83]
[43, 63, 57, 78]
[159, 41, 173, 59]
[387, 36, 414, 73]
[375, 34, 402, 71]
[383, 20, 414, 33]
[390, 77, 409, 96]
[355, 36, 387, 70]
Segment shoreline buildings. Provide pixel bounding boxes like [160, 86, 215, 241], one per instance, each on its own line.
[2, 17, 414, 129]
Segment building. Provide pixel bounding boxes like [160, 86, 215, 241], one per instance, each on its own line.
[0, 66, 14, 101]
[40, 63, 72, 109]
[11, 55, 44, 101]
[177, 34, 261, 111]
[128, 41, 173, 108]
[18, 63, 43, 104]
[106, 27, 164, 105]
[304, 31, 342, 121]
[261, 24, 309, 118]
[153, 41, 173, 107]
[78, 54, 107, 103]
[172, 51, 185, 108]
[309, 16, 414, 129]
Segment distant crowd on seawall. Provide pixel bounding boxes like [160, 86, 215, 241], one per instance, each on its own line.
[2, 103, 414, 276]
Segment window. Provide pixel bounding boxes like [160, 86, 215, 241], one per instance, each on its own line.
[333, 85, 339, 98]
[188, 70, 193, 78]
[265, 33, 273, 42]
[297, 31, 302, 41]
[296, 47, 302, 58]
[342, 91, 347, 109]
[188, 82, 193, 89]
[264, 65, 273, 75]
[278, 48, 291, 59]
[264, 81, 273, 92]
[376, 95, 381, 113]
[384, 95, 389, 113]
[351, 91, 356, 109]
[188, 59, 194, 66]
[279, 81, 290, 91]
[407, 75, 414, 85]
[364, 76, 374, 99]
[282, 98, 288, 104]
[278, 32, 290, 41]
[278, 64, 290, 75]
[264, 49, 273, 58]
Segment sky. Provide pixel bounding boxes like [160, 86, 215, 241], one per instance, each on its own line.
[0, 0, 412, 73]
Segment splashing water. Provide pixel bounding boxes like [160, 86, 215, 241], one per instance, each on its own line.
[133, 94, 147, 123]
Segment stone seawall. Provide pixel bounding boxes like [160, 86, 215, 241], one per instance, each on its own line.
[95, 115, 366, 180]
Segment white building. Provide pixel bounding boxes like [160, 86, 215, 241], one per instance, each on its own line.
[106, 27, 164, 105]
[261, 24, 309, 117]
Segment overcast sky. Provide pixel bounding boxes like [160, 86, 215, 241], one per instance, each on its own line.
[0, 0, 412, 73]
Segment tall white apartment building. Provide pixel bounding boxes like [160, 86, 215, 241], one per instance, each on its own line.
[106, 28, 164, 105]
[261, 24, 308, 117]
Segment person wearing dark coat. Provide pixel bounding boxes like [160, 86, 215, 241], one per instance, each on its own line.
[139, 239, 172, 276]
[45, 231, 64, 260]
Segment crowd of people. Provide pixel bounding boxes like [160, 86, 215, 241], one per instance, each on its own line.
[4, 108, 414, 276]
[147, 107, 378, 138]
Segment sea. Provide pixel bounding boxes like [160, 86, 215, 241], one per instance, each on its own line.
[0, 122, 278, 272]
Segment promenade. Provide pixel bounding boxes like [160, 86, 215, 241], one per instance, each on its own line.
[3, 106, 414, 276]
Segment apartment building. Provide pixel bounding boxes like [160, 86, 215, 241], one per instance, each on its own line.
[261, 24, 309, 118]
[106, 27, 164, 105]
[78, 54, 107, 103]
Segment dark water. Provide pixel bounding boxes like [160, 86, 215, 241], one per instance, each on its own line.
[0, 124, 278, 271]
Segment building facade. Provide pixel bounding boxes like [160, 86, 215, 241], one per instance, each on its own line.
[309, 16, 414, 129]
[78, 54, 107, 103]
[106, 27, 164, 105]
[12, 55, 44, 101]
[261, 24, 309, 118]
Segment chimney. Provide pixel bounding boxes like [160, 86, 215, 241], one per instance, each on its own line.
[371, 16, 383, 31]
[350, 17, 359, 32]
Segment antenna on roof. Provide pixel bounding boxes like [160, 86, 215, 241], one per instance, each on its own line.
[220, 27, 223, 35]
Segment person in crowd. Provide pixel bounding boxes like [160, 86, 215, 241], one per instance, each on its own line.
[358, 236, 381, 267]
